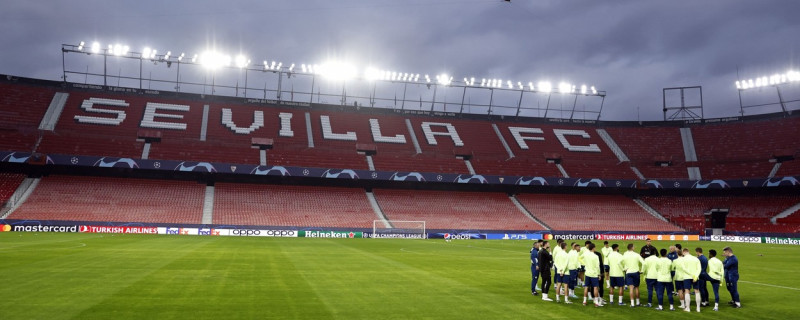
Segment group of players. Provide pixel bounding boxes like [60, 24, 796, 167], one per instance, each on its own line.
[530, 238, 741, 311]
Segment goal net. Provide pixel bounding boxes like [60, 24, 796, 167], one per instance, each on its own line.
[372, 220, 426, 239]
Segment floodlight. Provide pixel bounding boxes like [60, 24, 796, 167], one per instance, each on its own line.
[91, 42, 100, 53]
[301, 64, 307, 73]
[199, 51, 231, 69]
[110, 44, 126, 56]
[558, 82, 571, 94]
[528, 82, 534, 90]
[591, 86, 597, 95]
[425, 74, 431, 83]
[365, 67, 380, 81]
[165, 51, 171, 60]
[580, 84, 587, 94]
[234, 55, 248, 68]
[317, 60, 357, 81]
[78, 41, 85, 51]
[414, 74, 420, 82]
[289, 64, 295, 72]
[191, 54, 198, 63]
[178, 53, 184, 61]
[538, 81, 552, 93]
[437, 74, 452, 86]
[507, 80, 513, 89]
[143, 47, 152, 59]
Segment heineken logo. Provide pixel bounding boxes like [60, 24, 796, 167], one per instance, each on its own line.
[300, 230, 362, 238]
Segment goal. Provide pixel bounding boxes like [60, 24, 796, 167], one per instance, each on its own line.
[372, 220, 426, 239]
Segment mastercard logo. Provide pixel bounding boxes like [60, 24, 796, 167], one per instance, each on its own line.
[544, 234, 554, 240]
[1, 224, 11, 232]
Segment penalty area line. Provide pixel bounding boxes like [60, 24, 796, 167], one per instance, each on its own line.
[739, 280, 800, 291]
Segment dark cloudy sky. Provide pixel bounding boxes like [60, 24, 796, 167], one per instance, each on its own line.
[2, 0, 800, 121]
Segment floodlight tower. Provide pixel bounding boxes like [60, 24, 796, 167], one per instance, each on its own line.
[735, 71, 800, 116]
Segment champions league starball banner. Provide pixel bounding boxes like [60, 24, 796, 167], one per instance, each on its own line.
[0, 151, 782, 189]
[41, 153, 641, 187]
[5, 152, 794, 189]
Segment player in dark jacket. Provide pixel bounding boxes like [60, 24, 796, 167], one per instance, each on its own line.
[530, 241, 541, 295]
[723, 247, 741, 308]
[538, 241, 554, 301]
[640, 238, 657, 259]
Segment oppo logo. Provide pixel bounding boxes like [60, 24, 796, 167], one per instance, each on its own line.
[231, 229, 260, 236]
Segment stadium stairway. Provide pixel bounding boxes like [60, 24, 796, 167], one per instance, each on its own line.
[595, 129, 644, 180]
[632, 198, 675, 225]
[771, 201, 800, 224]
[515, 193, 683, 232]
[0, 177, 40, 219]
[509, 194, 551, 230]
[366, 191, 391, 228]
[680, 127, 702, 180]
[202, 185, 214, 224]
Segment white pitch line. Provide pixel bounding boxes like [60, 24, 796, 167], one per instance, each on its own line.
[739, 280, 800, 291]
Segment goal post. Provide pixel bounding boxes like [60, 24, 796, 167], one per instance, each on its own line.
[372, 220, 426, 239]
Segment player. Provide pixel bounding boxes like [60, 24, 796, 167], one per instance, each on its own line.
[552, 238, 565, 286]
[582, 243, 604, 307]
[673, 247, 686, 309]
[567, 243, 581, 299]
[606, 244, 625, 306]
[681, 248, 702, 312]
[578, 241, 591, 288]
[538, 241, 554, 301]
[695, 247, 710, 307]
[553, 242, 571, 303]
[642, 248, 660, 307]
[530, 241, 540, 295]
[621, 243, 644, 307]
[667, 245, 679, 297]
[601, 241, 612, 288]
[640, 238, 657, 259]
[723, 246, 741, 308]
[655, 248, 675, 311]
[593, 247, 605, 304]
[707, 249, 724, 311]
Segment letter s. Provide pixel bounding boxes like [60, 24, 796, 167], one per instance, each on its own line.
[74, 98, 128, 125]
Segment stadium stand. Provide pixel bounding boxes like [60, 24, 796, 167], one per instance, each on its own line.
[775, 213, 800, 233]
[213, 183, 376, 228]
[640, 195, 800, 233]
[775, 159, 800, 177]
[373, 189, 545, 230]
[0, 173, 25, 206]
[690, 117, 800, 179]
[603, 126, 687, 179]
[491, 122, 637, 179]
[3, 78, 800, 234]
[8, 175, 205, 224]
[0, 83, 56, 152]
[515, 193, 683, 232]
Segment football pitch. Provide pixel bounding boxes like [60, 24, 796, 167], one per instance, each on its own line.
[1, 233, 799, 319]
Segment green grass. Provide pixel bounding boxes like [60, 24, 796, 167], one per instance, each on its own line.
[1, 233, 799, 319]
